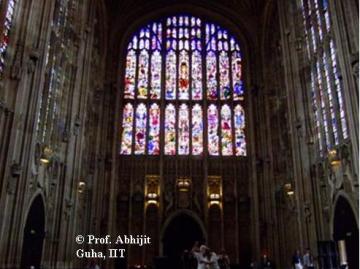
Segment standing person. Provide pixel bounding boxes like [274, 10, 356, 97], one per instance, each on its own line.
[182, 249, 191, 269]
[208, 249, 220, 269]
[249, 261, 258, 269]
[192, 243, 210, 269]
[218, 250, 230, 269]
[260, 254, 274, 269]
[292, 250, 303, 269]
[303, 248, 315, 269]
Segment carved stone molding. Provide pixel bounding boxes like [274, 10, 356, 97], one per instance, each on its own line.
[352, 60, 359, 79]
[10, 44, 24, 80]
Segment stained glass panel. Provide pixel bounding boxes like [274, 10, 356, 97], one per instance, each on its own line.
[234, 105, 246, 156]
[178, 104, 190, 154]
[191, 50, 202, 100]
[166, 50, 176, 100]
[137, 50, 149, 99]
[135, 103, 147, 154]
[206, 52, 218, 100]
[124, 50, 136, 99]
[192, 104, 203, 155]
[232, 51, 244, 100]
[120, 103, 134, 155]
[221, 105, 233, 155]
[165, 104, 176, 155]
[178, 50, 190, 100]
[148, 103, 160, 155]
[219, 51, 231, 100]
[150, 51, 161, 99]
[208, 104, 219, 155]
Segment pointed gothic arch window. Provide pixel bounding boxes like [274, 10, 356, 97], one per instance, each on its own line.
[120, 15, 247, 156]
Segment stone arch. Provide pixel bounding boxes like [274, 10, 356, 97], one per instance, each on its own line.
[160, 209, 207, 256]
[331, 191, 359, 234]
[331, 193, 359, 269]
[20, 193, 46, 269]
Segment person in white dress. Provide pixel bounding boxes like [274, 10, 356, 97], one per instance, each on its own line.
[292, 250, 303, 269]
[303, 248, 315, 269]
[192, 244, 209, 269]
[208, 250, 220, 269]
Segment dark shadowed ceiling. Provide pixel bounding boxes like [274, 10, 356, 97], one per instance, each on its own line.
[105, 0, 270, 17]
[104, 0, 274, 46]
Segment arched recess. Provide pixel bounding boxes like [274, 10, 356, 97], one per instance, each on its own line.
[332, 195, 359, 269]
[160, 210, 207, 255]
[20, 194, 46, 269]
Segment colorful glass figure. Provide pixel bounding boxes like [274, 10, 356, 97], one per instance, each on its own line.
[219, 51, 231, 100]
[166, 50, 176, 100]
[137, 50, 149, 98]
[124, 50, 136, 99]
[192, 104, 203, 155]
[206, 52, 218, 100]
[178, 50, 190, 100]
[178, 104, 190, 154]
[150, 51, 161, 99]
[191, 50, 202, 100]
[208, 104, 219, 155]
[148, 103, 160, 155]
[232, 51, 244, 100]
[120, 103, 134, 154]
[234, 105, 246, 156]
[134, 103, 147, 154]
[165, 104, 176, 155]
[221, 105, 233, 155]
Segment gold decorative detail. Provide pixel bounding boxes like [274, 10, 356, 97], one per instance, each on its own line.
[40, 146, 53, 164]
[78, 181, 86, 193]
[284, 183, 294, 196]
[328, 149, 341, 167]
[145, 175, 160, 206]
[176, 178, 191, 192]
[208, 176, 222, 207]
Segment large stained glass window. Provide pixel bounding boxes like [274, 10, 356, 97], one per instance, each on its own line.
[300, 0, 348, 156]
[120, 15, 247, 156]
